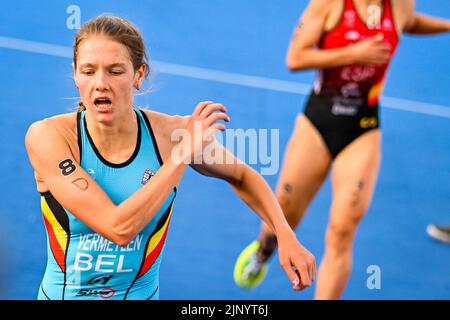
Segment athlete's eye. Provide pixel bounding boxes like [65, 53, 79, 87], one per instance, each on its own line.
[110, 70, 124, 75]
[81, 70, 94, 75]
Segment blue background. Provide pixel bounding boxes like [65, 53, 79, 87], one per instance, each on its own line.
[0, 0, 449, 299]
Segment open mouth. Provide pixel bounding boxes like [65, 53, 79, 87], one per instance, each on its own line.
[94, 97, 112, 110]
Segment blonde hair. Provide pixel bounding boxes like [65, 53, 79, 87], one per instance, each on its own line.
[73, 15, 149, 112]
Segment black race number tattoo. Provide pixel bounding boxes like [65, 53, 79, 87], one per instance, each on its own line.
[351, 180, 365, 207]
[284, 183, 293, 193]
[59, 159, 76, 176]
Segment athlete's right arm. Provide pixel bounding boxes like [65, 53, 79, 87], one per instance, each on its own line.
[286, 0, 391, 70]
[25, 120, 186, 246]
[25, 102, 227, 246]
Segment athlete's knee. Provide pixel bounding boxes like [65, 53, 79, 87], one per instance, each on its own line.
[325, 196, 368, 255]
[325, 218, 359, 255]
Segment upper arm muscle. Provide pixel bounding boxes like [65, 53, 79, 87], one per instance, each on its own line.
[25, 120, 116, 238]
[287, 0, 329, 55]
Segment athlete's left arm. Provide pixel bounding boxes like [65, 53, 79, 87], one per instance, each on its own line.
[405, 14, 450, 34]
[403, 1, 450, 34]
[190, 140, 316, 291]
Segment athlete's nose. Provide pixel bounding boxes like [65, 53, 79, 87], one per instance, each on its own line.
[95, 70, 110, 92]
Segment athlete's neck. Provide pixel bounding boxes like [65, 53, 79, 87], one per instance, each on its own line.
[85, 108, 138, 161]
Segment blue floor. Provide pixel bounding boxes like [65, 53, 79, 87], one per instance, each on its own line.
[0, 0, 449, 299]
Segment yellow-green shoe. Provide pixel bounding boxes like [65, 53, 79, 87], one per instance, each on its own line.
[233, 240, 268, 289]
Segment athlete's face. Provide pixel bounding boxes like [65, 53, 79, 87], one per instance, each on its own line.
[74, 35, 146, 123]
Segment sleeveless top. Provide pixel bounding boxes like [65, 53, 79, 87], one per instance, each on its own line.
[38, 109, 176, 300]
[314, 0, 399, 107]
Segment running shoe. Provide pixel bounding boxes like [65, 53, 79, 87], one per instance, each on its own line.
[427, 224, 450, 244]
[233, 240, 268, 289]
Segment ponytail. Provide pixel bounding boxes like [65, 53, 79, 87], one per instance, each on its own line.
[77, 101, 86, 112]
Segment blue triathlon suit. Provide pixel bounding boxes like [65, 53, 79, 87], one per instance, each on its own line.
[38, 109, 176, 300]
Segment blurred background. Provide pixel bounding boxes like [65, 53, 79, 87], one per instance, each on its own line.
[0, 0, 449, 299]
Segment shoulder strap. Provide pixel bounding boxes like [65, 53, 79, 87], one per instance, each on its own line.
[137, 109, 164, 166]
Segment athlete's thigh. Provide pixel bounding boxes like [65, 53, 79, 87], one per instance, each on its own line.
[276, 114, 332, 207]
[330, 129, 382, 224]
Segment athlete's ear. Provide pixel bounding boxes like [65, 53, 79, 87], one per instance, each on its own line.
[72, 62, 79, 88]
[134, 63, 147, 90]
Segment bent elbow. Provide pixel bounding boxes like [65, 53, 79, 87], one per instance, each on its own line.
[109, 233, 133, 247]
[286, 57, 296, 71]
[286, 56, 306, 71]
[113, 236, 133, 248]
[109, 225, 135, 247]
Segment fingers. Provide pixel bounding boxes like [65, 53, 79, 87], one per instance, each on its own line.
[294, 269, 308, 291]
[374, 45, 392, 57]
[194, 101, 229, 135]
[204, 112, 230, 128]
[370, 54, 391, 65]
[184, 100, 229, 164]
[199, 103, 227, 119]
[303, 255, 315, 284]
[308, 255, 316, 283]
[367, 33, 384, 43]
[204, 123, 227, 140]
[361, 47, 391, 65]
[192, 101, 213, 117]
[364, 33, 392, 52]
[280, 250, 317, 291]
[280, 260, 302, 290]
[354, 34, 392, 65]
[294, 260, 312, 290]
[367, 57, 389, 65]
[282, 260, 311, 291]
[370, 42, 391, 53]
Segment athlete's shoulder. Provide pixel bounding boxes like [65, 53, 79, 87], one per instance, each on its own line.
[139, 108, 189, 162]
[308, 0, 339, 8]
[305, 0, 339, 15]
[299, 0, 340, 29]
[392, 0, 414, 13]
[25, 112, 79, 154]
[392, 0, 415, 33]
[403, 0, 415, 10]
[140, 108, 189, 139]
[28, 112, 78, 132]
